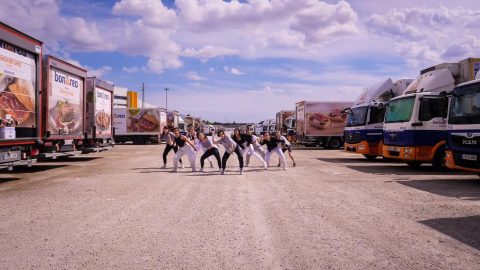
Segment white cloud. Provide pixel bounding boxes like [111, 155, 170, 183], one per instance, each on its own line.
[366, 5, 480, 67]
[185, 71, 206, 81]
[224, 66, 245, 76]
[181, 46, 238, 62]
[112, 0, 177, 28]
[122, 66, 141, 73]
[88, 66, 112, 77]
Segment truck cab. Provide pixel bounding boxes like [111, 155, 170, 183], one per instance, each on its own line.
[345, 79, 411, 160]
[445, 76, 480, 174]
[382, 69, 454, 168]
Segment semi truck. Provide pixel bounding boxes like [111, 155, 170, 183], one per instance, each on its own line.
[383, 58, 480, 169]
[344, 78, 412, 160]
[445, 70, 480, 175]
[255, 119, 276, 135]
[276, 110, 296, 135]
[83, 77, 114, 153]
[0, 22, 42, 170]
[38, 55, 86, 159]
[295, 101, 352, 148]
[113, 108, 167, 144]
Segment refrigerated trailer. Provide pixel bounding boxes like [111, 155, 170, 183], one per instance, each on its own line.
[0, 22, 42, 170]
[383, 58, 480, 169]
[38, 55, 86, 159]
[296, 101, 352, 148]
[113, 108, 167, 144]
[84, 77, 114, 153]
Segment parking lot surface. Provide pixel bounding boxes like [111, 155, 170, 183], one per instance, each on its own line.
[1, 145, 479, 269]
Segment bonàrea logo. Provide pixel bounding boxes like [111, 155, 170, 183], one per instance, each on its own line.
[54, 70, 79, 88]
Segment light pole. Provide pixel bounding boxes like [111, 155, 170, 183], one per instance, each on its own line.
[164, 87, 170, 110]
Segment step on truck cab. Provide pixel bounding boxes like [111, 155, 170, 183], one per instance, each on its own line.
[39, 55, 87, 159]
[344, 78, 411, 160]
[445, 70, 480, 174]
[84, 77, 114, 153]
[383, 58, 480, 169]
[0, 22, 42, 170]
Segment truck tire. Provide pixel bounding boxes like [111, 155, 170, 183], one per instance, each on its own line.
[133, 137, 142, 145]
[328, 138, 341, 149]
[363, 154, 377, 161]
[432, 146, 447, 171]
[406, 161, 422, 168]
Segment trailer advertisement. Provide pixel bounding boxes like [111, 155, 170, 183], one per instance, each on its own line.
[127, 109, 160, 133]
[47, 68, 83, 136]
[94, 87, 112, 136]
[304, 102, 348, 135]
[0, 40, 36, 130]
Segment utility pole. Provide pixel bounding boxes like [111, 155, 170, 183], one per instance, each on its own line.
[142, 82, 145, 108]
[164, 87, 170, 110]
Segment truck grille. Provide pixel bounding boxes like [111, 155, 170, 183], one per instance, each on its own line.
[450, 134, 480, 148]
[345, 133, 362, 144]
[453, 152, 480, 170]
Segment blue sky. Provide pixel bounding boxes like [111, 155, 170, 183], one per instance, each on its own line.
[2, 0, 480, 122]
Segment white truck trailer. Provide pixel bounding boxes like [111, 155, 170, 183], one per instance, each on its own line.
[295, 101, 352, 148]
[113, 108, 167, 144]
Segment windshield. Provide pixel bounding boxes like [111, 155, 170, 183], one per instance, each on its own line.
[449, 84, 480, 124]
[346, 106, 368, 127]
[368, 106, 386, 124]
[385, 96, 415, 123]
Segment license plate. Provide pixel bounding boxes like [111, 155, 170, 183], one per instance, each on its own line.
[1, 151, 20, 161]
[388, 146, 400, 152]
[462, 154, 478, 161]
[64, 139, 73, 145]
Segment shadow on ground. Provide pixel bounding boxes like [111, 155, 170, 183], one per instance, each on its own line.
[420, 215, 480, 251]
[317, 157, 397, 164]
[397, 179, 480, 200]
[346, 164, 475, 176]
[4, 164, 69, 173]
[0, 177, 21, 184]
[39, 157, 103, 163]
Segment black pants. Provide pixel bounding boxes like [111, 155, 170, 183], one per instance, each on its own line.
[222, 146, 244, 169]
[200, 148, 222, 168]
[163, 144, 182, 164]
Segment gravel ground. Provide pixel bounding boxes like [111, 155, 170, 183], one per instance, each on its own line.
[0, 144, 479, 269]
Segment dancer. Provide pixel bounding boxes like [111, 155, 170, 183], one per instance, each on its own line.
[197, 132, 222, 172]
[213, 130, 244, 175]
[232, 128, 267, 169]
[260, 132, 287, 170]
[275, 131, 296, 167]
[245, 130, 266, 167]
[188, 127, 214, 168]
[172, 128, 197, 172]
[161, 127, 182, 169]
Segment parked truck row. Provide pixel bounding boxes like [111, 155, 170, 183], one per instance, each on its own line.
[343, 57, 480, 175]
[0, 22, 206, 170]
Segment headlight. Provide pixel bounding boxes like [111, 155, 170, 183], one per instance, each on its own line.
[404, 147, 413, 154]
[358, 145, 366, 151]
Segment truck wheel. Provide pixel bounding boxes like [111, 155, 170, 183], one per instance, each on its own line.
[406, 161, 422, 168]
[132, 137, 142, 145]
[363, 155, 377, 161]
[328, 138, 341, 149]
[432, 147, 447, 171]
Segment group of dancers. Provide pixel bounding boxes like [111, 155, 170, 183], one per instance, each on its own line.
[161, 127, 296, 175]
